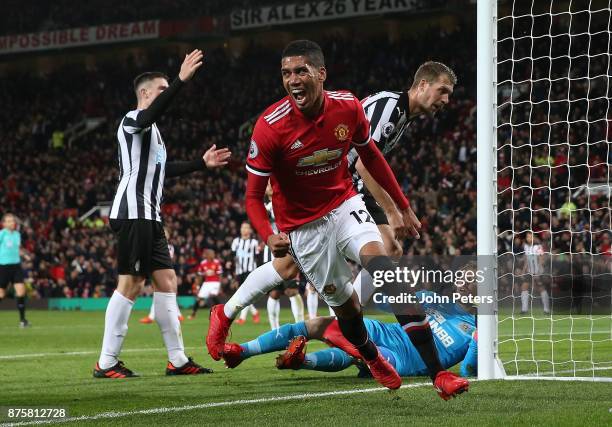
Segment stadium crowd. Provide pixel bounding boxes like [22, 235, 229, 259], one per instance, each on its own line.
[1, 20, 607, 301]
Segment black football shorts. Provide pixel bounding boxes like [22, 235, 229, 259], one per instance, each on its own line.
[109, 219, 172, 277]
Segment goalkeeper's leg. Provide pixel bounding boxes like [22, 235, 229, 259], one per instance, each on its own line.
[221, 316, 335, 368]
[206, 256, 298, 360]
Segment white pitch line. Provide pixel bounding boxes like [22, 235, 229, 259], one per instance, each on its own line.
[0, 347, 200, 360]
[0, 382, 433, 427]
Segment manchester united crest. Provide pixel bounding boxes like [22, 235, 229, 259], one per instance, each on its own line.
[334, 124, 349, 141]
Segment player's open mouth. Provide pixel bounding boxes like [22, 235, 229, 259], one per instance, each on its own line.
[291, 89, 307, 106]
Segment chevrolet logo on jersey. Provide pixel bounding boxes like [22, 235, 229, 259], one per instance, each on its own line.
[297, 148, 342, 167]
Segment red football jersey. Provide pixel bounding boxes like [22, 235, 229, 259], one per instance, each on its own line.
[246, 91, 370, 233]
[197, 258, 222, 282]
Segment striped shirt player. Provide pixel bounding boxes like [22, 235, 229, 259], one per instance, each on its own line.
[108, 76, 210, 277]
[232, 222, 259, 285]
[110, 108, 167, 222]
[95, 51, 219, 379]
[231, 222, 261, 323]
[347, 91, 413, 225]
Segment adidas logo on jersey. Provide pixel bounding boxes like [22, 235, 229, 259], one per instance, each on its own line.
[290, 140, 304, 150]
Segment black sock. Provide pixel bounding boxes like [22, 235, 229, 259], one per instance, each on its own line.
[191, 300, 199, 316]
[337, 313, 378, 361]
[17, 296, 26, 322]
[397, 315, 443, 380]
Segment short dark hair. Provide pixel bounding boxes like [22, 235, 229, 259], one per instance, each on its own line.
[133, 71, 169, 95]
[282, 40, 325, 67]
[411, 61, 457, 88]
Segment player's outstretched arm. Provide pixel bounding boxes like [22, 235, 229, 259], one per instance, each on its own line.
[135, 49, 204, 129]
[165, 145, 231, 178]
[202, 144, 231, 168]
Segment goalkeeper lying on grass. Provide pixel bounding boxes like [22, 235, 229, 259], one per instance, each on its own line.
[221, 289, 478, 378]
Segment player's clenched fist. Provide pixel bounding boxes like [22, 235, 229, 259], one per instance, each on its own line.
[267, 233, 290, 257]
[178, 49, 204, 82]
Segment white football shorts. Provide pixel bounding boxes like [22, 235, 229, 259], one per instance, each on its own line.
[197, 281, 221, 299]
[289, 194, 382, 306]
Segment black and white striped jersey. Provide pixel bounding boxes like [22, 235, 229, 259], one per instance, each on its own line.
[347, 91, 413, 192]
[109, 109, 167, 221]
[231, 237, 259, 274]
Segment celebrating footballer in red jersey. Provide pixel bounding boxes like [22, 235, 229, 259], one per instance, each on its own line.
[245, 90, 388, 234]
[207, 40, 468, 398]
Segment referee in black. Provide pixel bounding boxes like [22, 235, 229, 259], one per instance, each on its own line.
[0, 213, 29, 327]
[95, 49, 230, 378]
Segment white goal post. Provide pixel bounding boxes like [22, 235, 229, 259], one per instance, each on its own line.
[477, 0, 505, 381]
[477, 0, 612, 382]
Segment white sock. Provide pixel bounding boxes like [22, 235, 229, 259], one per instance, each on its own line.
[541, 290, 550, 313]
[249, 304, 258, 315]
[148, 300, 155, 320]
[289, 294, 304, 322]
[307, 291, 318, 320]
[521, 290, 530, 313]
[224, 262, 283, 319]
[98, 291, 134, 369]
[267, 297, 280, 330]
[239, 306, 249, 321]
[329, 305, 335, 317]
[154, 292, 188, 367]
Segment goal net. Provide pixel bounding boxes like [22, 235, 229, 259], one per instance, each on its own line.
[478, 0, 612, 381]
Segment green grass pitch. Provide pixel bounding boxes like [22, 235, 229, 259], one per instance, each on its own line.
[0, 309, 610, 426]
